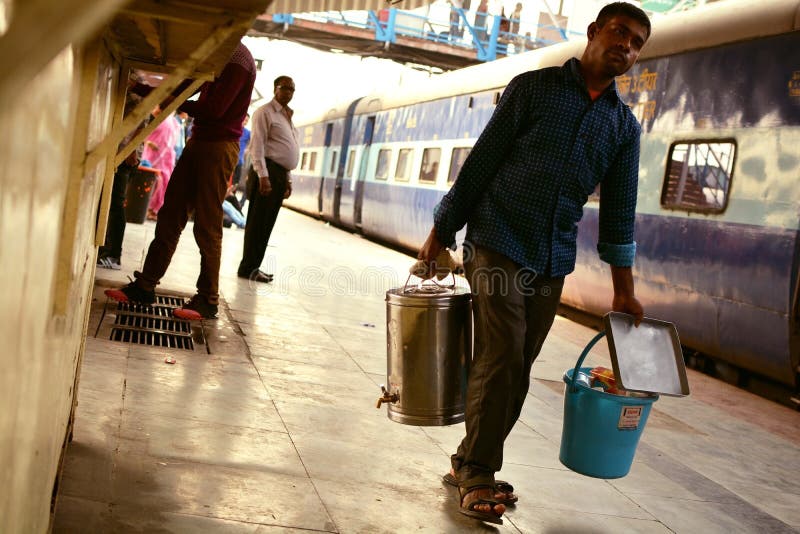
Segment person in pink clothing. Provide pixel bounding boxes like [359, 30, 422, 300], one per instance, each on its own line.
[142, 107, 179, 219]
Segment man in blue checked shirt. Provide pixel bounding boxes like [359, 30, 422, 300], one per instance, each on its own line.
[419, 2, 650, 525]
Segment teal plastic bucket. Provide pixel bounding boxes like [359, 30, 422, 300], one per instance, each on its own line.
[559, 332, 658, 479]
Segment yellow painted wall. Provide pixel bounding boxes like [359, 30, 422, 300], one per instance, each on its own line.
[0, 38, 118, 532]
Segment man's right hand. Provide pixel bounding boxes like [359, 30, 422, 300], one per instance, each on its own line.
[417, 227, 445, 279]
[258, 175, 272, 196]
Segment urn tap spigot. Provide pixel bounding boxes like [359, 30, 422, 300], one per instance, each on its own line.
[375, 384, 399, 408]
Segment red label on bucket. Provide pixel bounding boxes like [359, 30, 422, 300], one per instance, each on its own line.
[618, 406, 643, 430]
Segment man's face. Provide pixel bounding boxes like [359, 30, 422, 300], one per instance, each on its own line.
[585, 15, 648, 77]
[274, 79, 295, 106]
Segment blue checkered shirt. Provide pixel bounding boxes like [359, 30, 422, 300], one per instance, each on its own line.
[434, 58, 640, 276]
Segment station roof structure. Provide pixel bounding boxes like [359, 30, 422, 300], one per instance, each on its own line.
[0, 1, 426, 110]
[1, 0, 436, 177]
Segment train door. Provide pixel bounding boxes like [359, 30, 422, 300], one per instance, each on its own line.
[318, 123, 334, 214]
[353, 116, 375, 229]
[334, 98, 362, 228]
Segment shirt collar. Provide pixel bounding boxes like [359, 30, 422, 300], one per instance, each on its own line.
[269, 98, 294, 119]
[564, 57, 621, 103]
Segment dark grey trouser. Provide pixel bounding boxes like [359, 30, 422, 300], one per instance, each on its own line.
[452, 245, 564, 489]
[237, 161, 288, 277]
[99, 163, 135, 259]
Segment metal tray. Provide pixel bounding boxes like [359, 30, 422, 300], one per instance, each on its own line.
[603, 312, 690, 397]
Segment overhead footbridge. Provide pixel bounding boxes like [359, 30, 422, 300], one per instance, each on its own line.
[251, 6, 582, 71]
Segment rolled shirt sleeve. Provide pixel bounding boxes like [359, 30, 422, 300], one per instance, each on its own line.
[597, 134, 640, 267]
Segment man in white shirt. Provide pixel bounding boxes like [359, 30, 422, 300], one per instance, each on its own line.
[237, 75, 300, 283]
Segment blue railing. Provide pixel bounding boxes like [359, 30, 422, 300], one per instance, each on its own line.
[274, 7, 584, 63]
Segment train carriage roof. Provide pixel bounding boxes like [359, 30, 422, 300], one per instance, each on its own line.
[297, 0, 800, 125]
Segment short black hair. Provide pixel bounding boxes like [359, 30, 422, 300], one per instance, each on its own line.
[597, 2, 651, 39]
[273, 75, 292, 89]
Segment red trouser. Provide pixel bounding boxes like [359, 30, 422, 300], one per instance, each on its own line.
[136, 138, 239, 304]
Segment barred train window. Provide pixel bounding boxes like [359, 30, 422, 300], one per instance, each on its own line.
[448, 147, 471, 185]
[300, 152, 308, 170]
[419, 148, 441, 184]
[661, 140, 735, 213]
[346, 149, 356, 178]
[375, 149, 391, 180]
[395, 148, 413, 182]
[309, 151, 317, 172]
[329, 151, 338, 174]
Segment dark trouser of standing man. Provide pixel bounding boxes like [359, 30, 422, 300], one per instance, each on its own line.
[237, 159, 288, 282]
[97, 163, 136, 269]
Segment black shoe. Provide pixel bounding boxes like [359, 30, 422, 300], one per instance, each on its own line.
[104, 275, 155, 305]
[97, 256, 121, 270]
[238, 269, 273, 283]
[173, 294, 218, 320]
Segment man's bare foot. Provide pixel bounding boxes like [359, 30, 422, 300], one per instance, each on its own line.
[459, 486, 505, 524]
[449, 469, 518, 504]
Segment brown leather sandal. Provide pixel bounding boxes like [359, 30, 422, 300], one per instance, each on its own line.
[443, 472, 518, 505]
[459, 485, 505, 525]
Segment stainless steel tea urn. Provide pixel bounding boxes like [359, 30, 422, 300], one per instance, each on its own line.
[378, 279, 472, 426]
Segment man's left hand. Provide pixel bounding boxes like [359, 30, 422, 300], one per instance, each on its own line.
[610, 265, 644, 326]
[612, 293, 644, 326]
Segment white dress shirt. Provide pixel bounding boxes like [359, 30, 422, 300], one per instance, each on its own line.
[249, 99, 299, 178]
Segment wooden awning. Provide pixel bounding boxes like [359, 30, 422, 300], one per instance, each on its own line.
[0, 0, 423, 111]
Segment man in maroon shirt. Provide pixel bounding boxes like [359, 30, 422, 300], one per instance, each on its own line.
[106, 42, 257, 320]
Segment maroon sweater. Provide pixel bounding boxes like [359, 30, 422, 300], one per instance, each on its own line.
[179, 43, 256, 142]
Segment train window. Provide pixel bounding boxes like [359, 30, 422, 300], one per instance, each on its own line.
[493, 92, 501, 105]
[419, 148, 441, 184]
[661, 140, 736, 213]
[330, 150, 338, 174]
[448, 147, 471, 185]
[395, 148, 413, 182]
[346, 149, 356, 178]
[300, 152, 308, 170]
[375, 148, 391, 180]
[309, 151, 317, 171]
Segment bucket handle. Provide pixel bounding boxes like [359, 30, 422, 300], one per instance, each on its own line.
[402, 271, 456, 294]
[568, 331, 606, 392]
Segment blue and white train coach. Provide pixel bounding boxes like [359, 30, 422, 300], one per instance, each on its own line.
[287, 0, 800, 402]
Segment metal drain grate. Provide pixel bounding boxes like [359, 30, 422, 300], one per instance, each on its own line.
[113, 313, 192, 334]
[110, 327, 194, 349]
[98, 293, 199, 351]
[115, 295, 183, 317]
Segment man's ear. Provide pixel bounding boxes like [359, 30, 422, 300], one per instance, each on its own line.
[586, 21, 598, 41]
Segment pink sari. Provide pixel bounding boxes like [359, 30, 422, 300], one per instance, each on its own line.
[143, 113, 179, 214]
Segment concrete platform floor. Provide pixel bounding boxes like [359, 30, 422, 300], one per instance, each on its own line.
[54, 209, 800, 533]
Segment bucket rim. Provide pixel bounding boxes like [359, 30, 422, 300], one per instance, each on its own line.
[563, 367, 659, 403]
